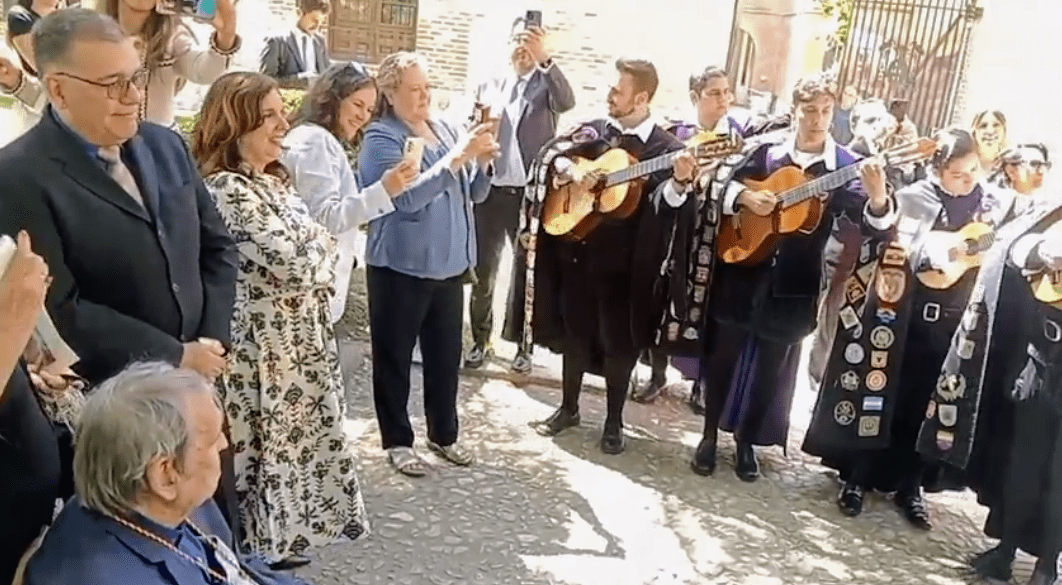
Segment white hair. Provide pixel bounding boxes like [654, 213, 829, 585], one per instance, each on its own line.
[73, 362, 219, 517]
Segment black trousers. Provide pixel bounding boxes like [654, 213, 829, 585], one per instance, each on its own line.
[701, 320, 790, 443]
[560, 334, 639, 430]
[646, 348, 668, 384]
[469, 185, 526, 346]
[368, 266, 463, 450]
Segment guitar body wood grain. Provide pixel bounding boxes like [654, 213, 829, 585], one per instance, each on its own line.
[915, 222, 994, 289]
[715, 166, 826, 265]
[1032, 271, 1062, 304]
[541, 149, 641, 241]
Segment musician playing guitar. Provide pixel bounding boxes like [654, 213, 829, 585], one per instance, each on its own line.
[528, 58, 695, 455]
[692, 72, 895, 482]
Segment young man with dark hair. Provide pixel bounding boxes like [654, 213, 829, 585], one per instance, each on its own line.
[693, 72, 894, 481]
[528, 58, 695, 455]
[259, 0, 333, 89]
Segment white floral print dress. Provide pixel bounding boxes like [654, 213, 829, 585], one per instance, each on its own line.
[204, 169, 369, 561]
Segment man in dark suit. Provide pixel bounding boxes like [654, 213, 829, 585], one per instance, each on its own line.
[259, 0, 332, 90]
[0, 7, 239, 536]
[466, 17, 575, 373]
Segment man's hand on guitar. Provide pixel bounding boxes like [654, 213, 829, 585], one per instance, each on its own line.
[671, 151, 695, 186]
[860, 161, 890, 212]
[736, 189, 776, 216]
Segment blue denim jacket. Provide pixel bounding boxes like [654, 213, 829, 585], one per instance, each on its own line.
[358, 114, 491, 280]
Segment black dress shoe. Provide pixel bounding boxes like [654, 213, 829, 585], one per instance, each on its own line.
[464, 344, 490, 369]
[895, 489, 932, 530]
[837, 484, 864, 517]
[965, 545, 1014, 583]
[734, 441, 759, 482]
[269, 555, 311, 570]
[631, 377, 666, 403]
[690, 436, 717, 476]
[600, 426, 626, 455]
[530, 408, 580, 437]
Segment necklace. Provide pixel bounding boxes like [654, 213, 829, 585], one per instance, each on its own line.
[104, 511, 249, 584]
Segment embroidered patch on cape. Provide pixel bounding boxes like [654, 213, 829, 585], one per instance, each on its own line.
[858, 416, 881, 437]
[862, 396, 884, 412]
[936, 373, 966, 402]
[876, 266, 906, 304]
[938, 404, 958, 427]
[834, 401, 857, 426]
[870, 351, 888, 369]
[865, 370, 887, 392]
[870, 326, 895, 350]
[840, 371, 860, 391]
[844, 343, 865, 365]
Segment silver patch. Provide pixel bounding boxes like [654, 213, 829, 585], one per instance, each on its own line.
[845, 343, 865, 365]
[858, 416, 881, 437]
[840, 370, 860, 391]
[834, 401, 857, 426]
[840, 306, 859, 330]
[870, 326, 895, 350]
[936, 373, 967, 402]
[938, 404, 958, 427]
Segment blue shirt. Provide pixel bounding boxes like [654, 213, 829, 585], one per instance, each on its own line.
[357, 114, 491, 280]
[132, 512, 226, 584]
[48, 107, 109, 169]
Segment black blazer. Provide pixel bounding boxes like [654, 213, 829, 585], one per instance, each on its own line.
[0, 109, 238, 384]
[259, 30, 331, 89]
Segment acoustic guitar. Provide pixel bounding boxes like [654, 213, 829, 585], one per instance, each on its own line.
[915, 222, 996, 289]
[715, 138, 937, 265]
[540, 134, 741, 241]
[1027, 222, 1062, 305]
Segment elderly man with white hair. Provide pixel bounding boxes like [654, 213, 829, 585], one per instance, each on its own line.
[23, 362, 306, 585]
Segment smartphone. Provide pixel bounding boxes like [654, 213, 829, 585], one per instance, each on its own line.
[156, 0, 217, 23]
[404, 137, 425, 165]
[524, 10, 542, 30]
[472, 103, 491, 126]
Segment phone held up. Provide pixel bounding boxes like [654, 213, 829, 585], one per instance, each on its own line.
[403, 137, 425, 166]
[524, 10, 542, 30]
[156, 0, 218, 23]
[472, 102, 491, 126]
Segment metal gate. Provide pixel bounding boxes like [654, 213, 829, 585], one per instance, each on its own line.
[835, 0, 982, 135]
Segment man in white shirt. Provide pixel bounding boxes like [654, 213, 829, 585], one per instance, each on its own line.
[259, 0, 332, 90]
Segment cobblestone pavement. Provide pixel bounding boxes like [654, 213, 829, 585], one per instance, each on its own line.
[286, 325, 1022, 585]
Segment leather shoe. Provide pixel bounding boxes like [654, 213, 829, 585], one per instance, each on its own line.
[734, 441, 759, 482]
[511, 351, 532, 374]
[895, 489, 932, 530]
[631, 377, 666, 403]
[530, 408, 580, 437]
[690, 436, 717, 476]
[269, 555, 311, 570]
[965, 545, 1013, 584]
[600, 426, 626, 455]
[464, 344, 490, 369]
[836, 484, 864, 517]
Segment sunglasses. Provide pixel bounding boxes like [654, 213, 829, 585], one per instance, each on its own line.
[1026, 160, 1052, 172]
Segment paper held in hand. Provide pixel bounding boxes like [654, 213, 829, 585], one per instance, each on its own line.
[0, 235, 79, 375]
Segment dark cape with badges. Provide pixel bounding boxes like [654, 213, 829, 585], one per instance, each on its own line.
[802, 179, 1003, 491]
[510, 118, 689, 365]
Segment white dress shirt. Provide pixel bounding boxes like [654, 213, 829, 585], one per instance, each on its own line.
[722, 134, 896, 230]
[491, 70, 535, 187]
[282, 123, 395, 323]
[293, 29, 317, 74]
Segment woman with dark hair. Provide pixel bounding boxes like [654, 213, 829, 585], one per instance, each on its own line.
[191, 71, 368, 569]
[282, 61, 418, 324]
[971, 109, 1008, 174]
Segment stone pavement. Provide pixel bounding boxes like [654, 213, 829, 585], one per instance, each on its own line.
[287, 329, 1022, 585]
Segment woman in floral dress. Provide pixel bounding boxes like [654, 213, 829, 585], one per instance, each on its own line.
[190, 71, 367, 569]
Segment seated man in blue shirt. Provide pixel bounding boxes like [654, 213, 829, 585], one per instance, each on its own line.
[24, 362, 305, 585]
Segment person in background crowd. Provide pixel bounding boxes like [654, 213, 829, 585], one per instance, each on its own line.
[95, 0, 239, 127]
[0, 231, 63, 585]
[283, 62, 418, 325]
[808, 129, 994, 529]
[259, 0, 332, 90]
[528, 58, 696, 455]
[1, 0, 62, 135]
[830, 85, 858, 145]
[971, 109, 1008, 175]
[695, 72, 894, 481]
[991, 143, 1052, 219]
[359, 51, 498, 477]
[23, 362, 306, 585]
[468, 15, 575, 374]
[192, 71, 371, 569]
[0, 6, 241, 533]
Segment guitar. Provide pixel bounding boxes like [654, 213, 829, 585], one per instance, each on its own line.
[715, 138, 937, 265]
[915, 222, 996, 289]
[540, 134, 742, 241]
[1027, 222, 1062, 305]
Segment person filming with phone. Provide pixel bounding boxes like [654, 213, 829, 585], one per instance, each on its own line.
[465, 11, 574, 375]
[358, 51, 498, 478]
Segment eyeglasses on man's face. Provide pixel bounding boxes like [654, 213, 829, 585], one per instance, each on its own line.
[54, 68, 149, 100]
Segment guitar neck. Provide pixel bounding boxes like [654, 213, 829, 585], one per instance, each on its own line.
[777, 159, 867, 208]
[605, 150, 680, 187]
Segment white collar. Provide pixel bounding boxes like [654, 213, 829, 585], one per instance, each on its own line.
[608, 115, 656, 143]
[702, 114, 731, 135]
[776, 134, 839, 170]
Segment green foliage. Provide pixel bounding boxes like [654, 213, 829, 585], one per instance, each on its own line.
[175, 88, 306, 140]
[819, 0, 855, 46]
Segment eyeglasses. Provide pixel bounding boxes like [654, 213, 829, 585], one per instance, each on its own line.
[1026, 160, 1052, 172]
[54, 68, 149, 100]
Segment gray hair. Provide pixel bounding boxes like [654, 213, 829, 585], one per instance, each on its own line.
[372, 51, 428, 119]
[33, 7, 128, 75]
[73, 362, 220, 517]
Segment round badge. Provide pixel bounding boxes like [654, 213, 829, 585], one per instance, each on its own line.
[844, 343, 865, 364]
[865, 370, 887, 392]
[840, 370, 860, 391]
[870, 326, 895, 350]
[834, 401, 856, 426]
